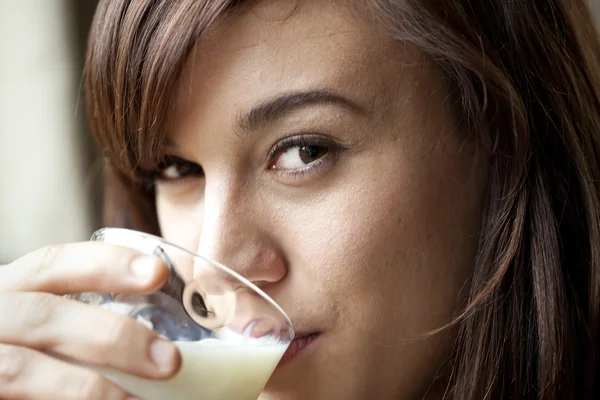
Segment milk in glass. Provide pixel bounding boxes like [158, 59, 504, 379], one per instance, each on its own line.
[97, 340, 285, 400]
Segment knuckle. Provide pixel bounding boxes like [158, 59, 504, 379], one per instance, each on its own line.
[36, 244, 66, 275]
[99, 316, 134, 350]
[0, 344, 26, 384]
[20, 292, 56, 332]
[69, 373, 111, 400]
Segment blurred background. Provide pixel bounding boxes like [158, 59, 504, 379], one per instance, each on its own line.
[0, 1, 599, 264]
[0, 1, 99, 263]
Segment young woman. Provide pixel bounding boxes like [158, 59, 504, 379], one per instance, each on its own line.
[1, 0, 599, 399]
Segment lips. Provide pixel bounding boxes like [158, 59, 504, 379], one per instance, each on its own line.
[276, 332, 319, 368]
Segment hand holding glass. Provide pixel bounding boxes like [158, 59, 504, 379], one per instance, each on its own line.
[67, 228, 294, 400]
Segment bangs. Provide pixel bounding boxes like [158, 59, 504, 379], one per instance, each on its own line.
[84, 0, 239, 184]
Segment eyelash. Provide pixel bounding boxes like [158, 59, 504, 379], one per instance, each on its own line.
[266, 134, 341, 178]
[152, 156, 204, 183]
[151, 134, 341, 183]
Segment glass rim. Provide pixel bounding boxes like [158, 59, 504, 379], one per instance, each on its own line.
[91, 227, 293, 332]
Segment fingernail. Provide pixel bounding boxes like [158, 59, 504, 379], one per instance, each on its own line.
[130, 256, 159, 281]
[150, 339, 178, 372]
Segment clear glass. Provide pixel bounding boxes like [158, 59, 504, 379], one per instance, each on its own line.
[68, 227, 294, 400]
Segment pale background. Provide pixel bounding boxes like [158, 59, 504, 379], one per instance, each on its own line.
[0, 1, 599, 264]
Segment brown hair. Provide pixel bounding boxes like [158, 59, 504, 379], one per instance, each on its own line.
[84, 0, 600, 398]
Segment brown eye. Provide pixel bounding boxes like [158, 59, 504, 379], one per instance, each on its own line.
[298, 146, 329, 164]
[156, 156, 204, 182]
[273, 145, 329, 170]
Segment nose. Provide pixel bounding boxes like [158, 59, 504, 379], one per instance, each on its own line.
[194, 179, 287, 288]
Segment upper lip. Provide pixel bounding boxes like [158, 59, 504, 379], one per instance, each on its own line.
[290, 331, 320, 342]
[274, 309, 328, 340]
[285, 315, 327, 337]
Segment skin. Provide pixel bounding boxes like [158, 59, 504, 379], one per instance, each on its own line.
[0, 0, 488, 399]
[157, 0, 489, 399]
[0, 244, 179, 399]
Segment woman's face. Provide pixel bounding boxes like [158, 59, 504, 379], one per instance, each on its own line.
[157, 0, 488, 398]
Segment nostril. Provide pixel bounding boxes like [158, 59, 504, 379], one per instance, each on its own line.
[191, 292, 209, 318]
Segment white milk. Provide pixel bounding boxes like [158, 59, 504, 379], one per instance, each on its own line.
[97, 340, 286, 400]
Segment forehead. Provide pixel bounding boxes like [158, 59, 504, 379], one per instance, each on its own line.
[168, 0, 423, 127]
[193, 0, 381, 76]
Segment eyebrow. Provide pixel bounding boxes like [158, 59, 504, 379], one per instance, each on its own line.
[165, 90, 367, 150]
[234, 89, 367, 134]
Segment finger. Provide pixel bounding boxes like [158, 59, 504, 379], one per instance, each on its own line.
[0, 292, 180, 380]
[0, 242, 169, 294]
[0, 344, 133, 400]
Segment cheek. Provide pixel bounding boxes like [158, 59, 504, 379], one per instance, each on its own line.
[268, 131, 485, 396]
[279, 134, 484, 334]
[156, 190, 203, 251]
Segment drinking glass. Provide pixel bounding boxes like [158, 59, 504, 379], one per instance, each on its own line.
[67, 227, 294, 400]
